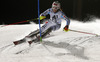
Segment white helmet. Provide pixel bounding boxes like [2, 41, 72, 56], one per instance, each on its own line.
[52, 1, 61, 10]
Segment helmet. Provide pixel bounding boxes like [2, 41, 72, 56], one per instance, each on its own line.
[52, 1, 61, 10]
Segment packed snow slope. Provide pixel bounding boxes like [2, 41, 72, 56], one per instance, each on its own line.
[0, 19, 100, 62]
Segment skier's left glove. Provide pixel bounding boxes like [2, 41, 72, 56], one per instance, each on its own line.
[39, 16, 46, 20]
[63, 25, 70, 32]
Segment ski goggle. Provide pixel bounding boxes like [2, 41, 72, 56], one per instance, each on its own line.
[52, 7, 59, 10]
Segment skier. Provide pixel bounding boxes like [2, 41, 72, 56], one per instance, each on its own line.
[13, 1, 70, 45]
[39, 1, 70, 35]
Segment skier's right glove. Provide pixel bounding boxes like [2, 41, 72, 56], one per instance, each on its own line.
[39, 16, 46, 20]
[63, 25, 70, 32]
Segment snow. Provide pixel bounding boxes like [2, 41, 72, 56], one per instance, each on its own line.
[0, 19, 100, 62]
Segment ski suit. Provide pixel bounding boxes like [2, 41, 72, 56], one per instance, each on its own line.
[40, 8, 70, 33]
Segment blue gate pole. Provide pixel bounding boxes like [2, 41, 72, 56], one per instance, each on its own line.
[38, 0, 42, 42]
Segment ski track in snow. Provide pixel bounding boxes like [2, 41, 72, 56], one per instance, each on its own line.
[0, 19, 100, 62]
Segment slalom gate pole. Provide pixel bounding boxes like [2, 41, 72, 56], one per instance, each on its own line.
[69, 29, 99, 36]
[1, 18, 38, 28]
[38, 0, 42, 42]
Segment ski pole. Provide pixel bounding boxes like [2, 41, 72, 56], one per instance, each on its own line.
[69, 29, 99, 36]
[1, 18, 38, 27]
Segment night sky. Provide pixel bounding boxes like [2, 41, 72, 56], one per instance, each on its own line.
[1, 0, 100, 24]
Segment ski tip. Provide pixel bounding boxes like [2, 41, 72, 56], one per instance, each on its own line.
[28, 41, 32, 45]
[13, 41, 19, 45]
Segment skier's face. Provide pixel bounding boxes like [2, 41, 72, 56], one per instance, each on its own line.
[52, 8, 58, 13]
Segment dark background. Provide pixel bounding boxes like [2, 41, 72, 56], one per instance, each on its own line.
[1, 0, 100, 24]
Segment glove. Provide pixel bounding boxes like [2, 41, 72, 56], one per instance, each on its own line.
[63, 25, 69, 32]
[39, 16, 46, 20]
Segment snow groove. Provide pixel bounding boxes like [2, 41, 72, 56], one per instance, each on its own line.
[0, 44, 13, 54]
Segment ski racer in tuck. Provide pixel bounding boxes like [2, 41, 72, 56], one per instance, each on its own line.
[39, 1, 70, 37]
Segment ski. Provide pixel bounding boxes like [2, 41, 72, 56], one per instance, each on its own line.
[28, 38, 39, 45]
[13, 29, 40, 45]
[13, 39, 25, 45]
[13, 28, 52, 45]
